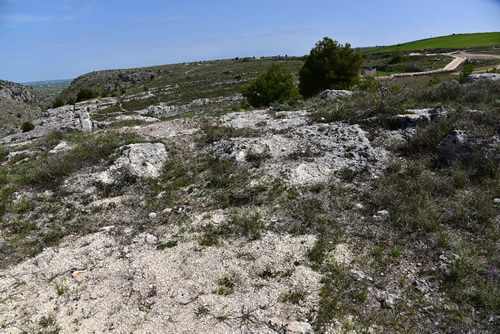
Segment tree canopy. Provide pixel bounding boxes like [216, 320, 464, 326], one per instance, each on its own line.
[298, 37, 363, 98]
[242, 64, 301, 107]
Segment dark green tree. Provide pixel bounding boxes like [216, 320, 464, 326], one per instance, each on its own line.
[298, 37, 363, 97]
[52, 98, 65, 108]
[241, 64, 301, 107]
[458, 62, 474, 84]
[76, 88, 97, 102]
[21, 121, 35, 132]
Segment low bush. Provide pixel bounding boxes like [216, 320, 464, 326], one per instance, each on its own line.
[458, 62, 474, 84]
[21, 121, 35, 133]
[52, 98, 65, 108]
[242, 64, 301, 107]
[76, 88, 97, 102]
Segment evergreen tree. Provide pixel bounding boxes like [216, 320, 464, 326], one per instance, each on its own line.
[299, 37, 363, 98]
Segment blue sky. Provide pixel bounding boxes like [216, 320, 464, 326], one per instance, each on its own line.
[0, 0, 499, 83]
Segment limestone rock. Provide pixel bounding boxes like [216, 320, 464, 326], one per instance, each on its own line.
[145, 234, 158, 244]
[286, 321, 314, 334]
[320, 89, 353, 100]
[373, 210, 389, 221]
[49, 141, 73, 154]
[119, 71, 154, 83]
[376, 290, 399, 309]
[210, 116, 389, 185]
[349, 268, 372, 281]
[466, 73, 500, 83]
[98, 143, 168, 184]
[0, 79, 51, 103]
[113, 114, 159, 123]
[437, 130, 474, 163]
[392, 108, 446, 128]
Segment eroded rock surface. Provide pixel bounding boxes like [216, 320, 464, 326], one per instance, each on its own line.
[0, 229, 320, 333]
[466, 73, 500, 83]
[212, 110, 389, 185]
[98, 143, 168, 184]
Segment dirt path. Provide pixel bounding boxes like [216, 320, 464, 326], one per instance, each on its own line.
[456, 51, 500, 71]
[379, 50, 500, 79]
[443, 55, 466, 71]
[380, 54, 465, 79]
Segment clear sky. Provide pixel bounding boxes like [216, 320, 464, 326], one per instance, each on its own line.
[0, 0, 499, 83]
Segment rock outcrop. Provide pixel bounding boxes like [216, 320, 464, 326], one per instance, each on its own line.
[98, 143, 168, 184]
[212, 110, 388, 185]
[0, 79, 53, 104]
[147, 96, 243, 118]
[437, 129, 500, 163]
[0, 105, 94, 143]
[466, 73, 500, 83]
[320, 89, 353, 100]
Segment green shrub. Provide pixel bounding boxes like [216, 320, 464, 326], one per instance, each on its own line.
[426, 75, 441, 87]
[298, 37, 363, 97]
[357, 77, 378, 92]
[76, 88, 97, 102]
[241, 64, 301, 107]
[52, 98, 65, 108]
[459, 62, 474, 84]
[388, 47, 406, 65]
[21, 121, 35, 132]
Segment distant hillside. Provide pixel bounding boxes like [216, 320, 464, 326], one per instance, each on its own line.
[0, 79, 54, 137]
[363, 32, 500, 54]
[58, 57, 304, 108]
[23, 79, 72, 96]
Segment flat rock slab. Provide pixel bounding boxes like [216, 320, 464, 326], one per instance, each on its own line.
[213, 110, 389, 185]
[98, 143, 167, 184]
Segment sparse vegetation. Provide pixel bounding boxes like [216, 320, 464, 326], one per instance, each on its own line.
[1, 42, 500, 333]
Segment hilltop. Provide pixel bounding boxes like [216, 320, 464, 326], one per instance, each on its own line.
[58, 57, 304, 109]
[363, 32, 500, 54]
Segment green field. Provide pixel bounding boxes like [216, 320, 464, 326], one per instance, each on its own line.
[23, 79, 72, 96]
[364, 32, 500, 54]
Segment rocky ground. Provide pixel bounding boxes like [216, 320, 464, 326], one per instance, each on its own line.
[0, 77, 499, 333]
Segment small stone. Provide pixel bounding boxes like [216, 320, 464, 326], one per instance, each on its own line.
[145, 234, 158, 244]
[72, 271, 85, 278]
[376, 210, 389, 217]
[286, 321, 314, 334]
[349, 268, 366, 281]
[354, 203, 364, 210]
[99, 225, 115, 232]
[494, 198, 500, 205]
[49, 141, 73, 154]
[384, 293, 399, 309]
[148, 212, 157, 219]
[373, 210, 389, 221]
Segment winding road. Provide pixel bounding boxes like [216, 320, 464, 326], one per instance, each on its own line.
[381, 50, 500, 79]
